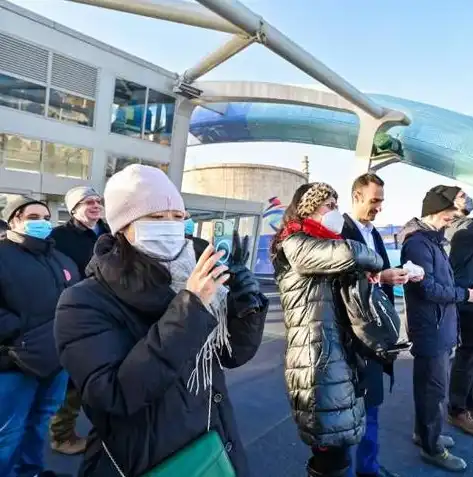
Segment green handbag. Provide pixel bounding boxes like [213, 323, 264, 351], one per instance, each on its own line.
[103, 430, 236, 477]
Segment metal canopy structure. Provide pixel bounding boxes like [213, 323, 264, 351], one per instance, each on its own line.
[67, 0, 390, 120]
[188, 90, 473, 184]
[65, 0, 413, 190]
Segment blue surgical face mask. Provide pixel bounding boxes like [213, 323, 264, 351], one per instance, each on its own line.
[184, 218, 195, 236]
[23, 219, 53, 240]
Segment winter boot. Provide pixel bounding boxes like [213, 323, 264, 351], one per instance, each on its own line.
[307, 446, 350, 477]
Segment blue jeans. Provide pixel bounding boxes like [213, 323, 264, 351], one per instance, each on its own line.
[346, 406, 380, 476]
[0, 371, 68, 477]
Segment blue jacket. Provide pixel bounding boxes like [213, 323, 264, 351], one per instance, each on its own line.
[400, 218, 468, 357]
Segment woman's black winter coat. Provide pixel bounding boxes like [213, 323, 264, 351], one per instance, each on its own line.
[54, 235, 267, 477]
[273, 232, 384, 448]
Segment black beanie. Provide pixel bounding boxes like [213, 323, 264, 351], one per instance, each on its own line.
[2, 196, 49, 223]
[421, 185, 461, 217]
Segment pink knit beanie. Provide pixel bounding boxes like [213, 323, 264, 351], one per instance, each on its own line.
[104, 164, 185, 235]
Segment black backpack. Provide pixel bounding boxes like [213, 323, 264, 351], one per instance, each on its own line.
[337, 273, 410, 363]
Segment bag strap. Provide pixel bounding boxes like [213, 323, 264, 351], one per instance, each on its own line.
[102, 441, 127, 477]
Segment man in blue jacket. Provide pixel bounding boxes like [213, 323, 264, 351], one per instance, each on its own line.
[342, 173, 410, 477]
[0, 196, 79, 477]
[400, 185, 472, 472]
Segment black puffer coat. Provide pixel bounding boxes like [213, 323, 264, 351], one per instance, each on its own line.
[0, 231, 79, 374]
[273, 232, 384, 448]
[55, 235, 268, 477]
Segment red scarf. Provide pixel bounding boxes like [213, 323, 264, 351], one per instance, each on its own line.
[280, 217, 342, 241]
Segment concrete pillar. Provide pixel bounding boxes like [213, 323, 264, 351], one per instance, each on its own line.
[249, 214, 261, 272]
[167, 97, 196, 190]
[354, 109, 408, 175]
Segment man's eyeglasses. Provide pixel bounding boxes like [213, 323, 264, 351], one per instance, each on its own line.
[83, 198, 103, 207]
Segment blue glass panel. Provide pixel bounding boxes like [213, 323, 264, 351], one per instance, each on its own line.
[189, 94, 473, 184]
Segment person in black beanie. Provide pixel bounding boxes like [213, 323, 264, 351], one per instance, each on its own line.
[398, 185, 473, 472]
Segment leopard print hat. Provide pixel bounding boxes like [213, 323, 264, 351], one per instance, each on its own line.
[297, 182, 338, 218]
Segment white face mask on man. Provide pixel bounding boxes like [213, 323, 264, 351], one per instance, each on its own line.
[132, 220, 186, 260]
[321, 209, 345, 235]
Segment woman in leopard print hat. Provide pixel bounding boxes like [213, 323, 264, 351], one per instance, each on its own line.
[271, 182, 384, 477]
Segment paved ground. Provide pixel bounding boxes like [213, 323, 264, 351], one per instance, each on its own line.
[45, 292, 473, 477]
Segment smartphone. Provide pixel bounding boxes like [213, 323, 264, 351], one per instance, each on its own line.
[212, 219, 234, 266]
[386, 342, 412, 355]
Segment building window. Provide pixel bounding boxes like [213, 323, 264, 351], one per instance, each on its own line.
[58, 209, 70, 224]
[42, 142, 91, 179]
[110, 79, 175, 144]
[0, 132, 92, 179]
[111, 79, 147, 138]
[48, 89, 95, 127]
[141, 159, 169, 175]
[143, 89, 175, 145]
[0, 73, 46, 116]
[0, 133, 42, 173]
[106, 155, 169, 179]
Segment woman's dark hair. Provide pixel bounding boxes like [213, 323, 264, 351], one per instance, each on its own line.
[270, 182, 313, 258]
[113, 233, 172, 290]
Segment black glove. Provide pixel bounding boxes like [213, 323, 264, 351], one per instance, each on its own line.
[229, 230, 250, 269]
[227, 230, 250, 279]
[227, 231, 263, 316]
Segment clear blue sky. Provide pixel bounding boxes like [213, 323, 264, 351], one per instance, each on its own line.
[10, 0, 473, 224]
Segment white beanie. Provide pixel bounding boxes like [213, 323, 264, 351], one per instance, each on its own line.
[104, 164, 185, 235]
[65, 186, 99, 214]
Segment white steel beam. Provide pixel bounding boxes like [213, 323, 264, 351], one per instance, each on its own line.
[195, 0, 386, 119]
[68, 0, 392, 120]
[183, 34, 255, 83]
[66, 0, 244, 34]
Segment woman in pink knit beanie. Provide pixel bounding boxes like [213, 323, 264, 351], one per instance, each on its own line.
[54, 164, 268, 477]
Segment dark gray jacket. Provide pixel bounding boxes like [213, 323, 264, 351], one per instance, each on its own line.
[273, 232, 384, 448]
[445, 217, 473, 345]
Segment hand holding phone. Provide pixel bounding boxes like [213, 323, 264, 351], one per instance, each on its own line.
[212, 219, 234, 266]
[186, 246, 229, 306]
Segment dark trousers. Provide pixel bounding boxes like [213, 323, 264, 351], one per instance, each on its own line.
[413, 351, 449, 456]
[449, 345, 473, 415]
[49, 378, 82, 443]
[308, 446, 350, 477]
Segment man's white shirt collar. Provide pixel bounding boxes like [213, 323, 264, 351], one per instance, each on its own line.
[349, 214, 376, 250]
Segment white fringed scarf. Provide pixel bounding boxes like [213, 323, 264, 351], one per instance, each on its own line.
[167, 240, 231, 430]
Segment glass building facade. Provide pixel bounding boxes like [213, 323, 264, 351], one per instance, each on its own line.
[189, 95, 473, 185]
[111, 78, 175, 146]
[0, 132, 92, 179]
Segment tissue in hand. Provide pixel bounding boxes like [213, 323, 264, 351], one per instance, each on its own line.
[403, 260, 424, 279]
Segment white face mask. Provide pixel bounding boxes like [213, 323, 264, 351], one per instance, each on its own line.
[321, 209, 345, 234]
[133, 220, 186, 260]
